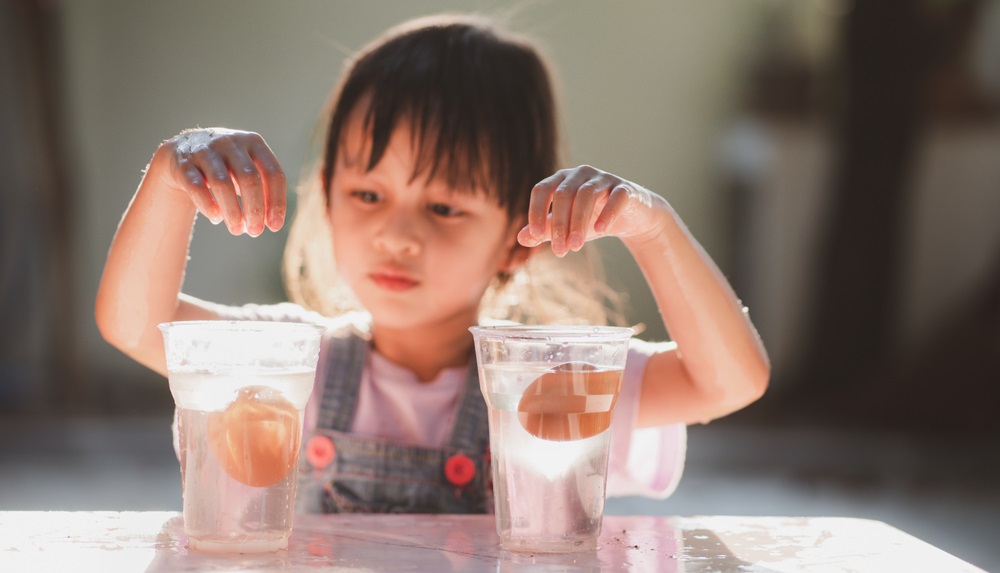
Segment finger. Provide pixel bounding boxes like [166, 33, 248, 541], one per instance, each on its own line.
[194, 150, 244, 234]
[549, 169, 591, 257]
[566, 175, 609, 250]
[174, 157, 222, 224]
[221, 140, 265, 237]
[595, 184, 631, 234]
[517, 217, 549, 247]
[248, 136, 287, 232]
[519, 203, 554, 246]
[526, 171, 566, 239]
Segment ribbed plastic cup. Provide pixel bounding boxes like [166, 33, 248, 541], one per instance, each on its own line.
[469, 325, 634, 553]
[159, 321, 323, 553]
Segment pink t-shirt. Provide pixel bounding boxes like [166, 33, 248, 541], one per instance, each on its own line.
[351, 348, 466, 448]
[202, 302, 686, 499]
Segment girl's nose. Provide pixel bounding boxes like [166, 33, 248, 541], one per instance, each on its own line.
[373, 211, 421, 256]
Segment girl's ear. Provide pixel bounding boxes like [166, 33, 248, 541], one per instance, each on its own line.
[498, 220, 533, 277]
[501, 241, 532, 276]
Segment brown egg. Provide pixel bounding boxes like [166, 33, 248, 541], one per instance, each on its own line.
[208, 385, 300, 487]
[517, 362, 623, 441]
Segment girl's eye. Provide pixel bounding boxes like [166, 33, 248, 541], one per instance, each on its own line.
[429, 203, 462, 218]
[351, 190, 380, 204]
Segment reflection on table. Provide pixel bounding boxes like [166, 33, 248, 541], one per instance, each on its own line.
[0, 512, 985, 572]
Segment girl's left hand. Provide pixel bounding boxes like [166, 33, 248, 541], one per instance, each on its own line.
[517, 165, 666, 256]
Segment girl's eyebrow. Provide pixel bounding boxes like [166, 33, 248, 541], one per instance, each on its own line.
[423, 177, 485, 199]
[342, 169, 388, 189]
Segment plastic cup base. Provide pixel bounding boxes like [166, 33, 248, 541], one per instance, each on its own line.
[187, 534, 289, 554]
[500, 536, 598, 554]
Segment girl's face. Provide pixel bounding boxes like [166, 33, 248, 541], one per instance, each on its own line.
[328, 115, 523, 331]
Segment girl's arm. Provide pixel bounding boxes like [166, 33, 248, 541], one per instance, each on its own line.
[95, 128, 286, 376]
[518, 165, 769, 426]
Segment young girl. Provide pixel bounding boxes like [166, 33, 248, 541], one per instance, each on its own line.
[95, 14, 768, 513]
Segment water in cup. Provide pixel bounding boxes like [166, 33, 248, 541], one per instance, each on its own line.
[483, 361, 623, 552]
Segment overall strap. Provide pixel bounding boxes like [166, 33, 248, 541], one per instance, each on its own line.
[316, 331, 369, 431]
[446, 358, 490, 454]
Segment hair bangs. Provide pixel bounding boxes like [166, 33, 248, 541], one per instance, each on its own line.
[322, 16, 556, 221]
[361, 82, 495, 201]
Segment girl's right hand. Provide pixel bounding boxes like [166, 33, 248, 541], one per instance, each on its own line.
[154, 128, 287, 236]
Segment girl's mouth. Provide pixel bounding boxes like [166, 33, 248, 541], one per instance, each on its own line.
[370, 272, 419, 292]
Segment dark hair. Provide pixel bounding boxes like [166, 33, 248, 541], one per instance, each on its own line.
[320, 14, 557, 222]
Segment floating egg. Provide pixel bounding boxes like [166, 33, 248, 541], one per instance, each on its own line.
[517, 362, 623, 441]
[208, 385, 300, 487]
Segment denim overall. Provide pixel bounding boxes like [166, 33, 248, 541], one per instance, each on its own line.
[297, 329, 491, 513]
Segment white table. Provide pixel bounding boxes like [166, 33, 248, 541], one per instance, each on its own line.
[0, 512, 985, 572]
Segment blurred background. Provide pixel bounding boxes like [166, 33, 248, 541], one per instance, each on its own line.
[2, 0, 998, 569]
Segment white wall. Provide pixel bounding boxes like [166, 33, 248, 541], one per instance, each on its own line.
[60, 1, 782, 390]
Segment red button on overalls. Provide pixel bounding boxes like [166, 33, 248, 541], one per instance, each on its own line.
[445, 453, 475, 486]
[306, 435, 335, 469]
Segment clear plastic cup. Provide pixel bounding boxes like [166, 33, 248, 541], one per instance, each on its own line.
[469, 325, 634, 553]
[159, 320, 324, 553]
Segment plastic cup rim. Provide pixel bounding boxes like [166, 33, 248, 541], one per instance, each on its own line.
[469, 324, 635, 342]
[158, 320, 326, 336]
